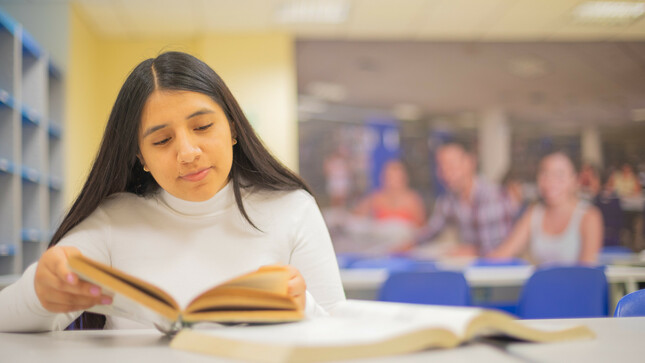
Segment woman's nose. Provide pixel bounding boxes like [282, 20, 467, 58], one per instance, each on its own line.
[177, 134, 201, 163]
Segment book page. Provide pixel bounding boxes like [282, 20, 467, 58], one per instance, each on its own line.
[68, 255, 180, 322]
[188, 266, 291, 306]
[85, 293, 178, 334]
[185, 316, 456, 347]
[185, 287, 296, 314]
[172, 317, 459, 363]
[331, 300, 484, 337]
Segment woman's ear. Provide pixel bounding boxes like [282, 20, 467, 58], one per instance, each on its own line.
[137, 153, 148, 171]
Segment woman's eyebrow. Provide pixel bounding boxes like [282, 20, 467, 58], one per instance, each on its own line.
[186, 109, 214, 119]
[142, 109, 215, 138]
[143, 124, 167, 138]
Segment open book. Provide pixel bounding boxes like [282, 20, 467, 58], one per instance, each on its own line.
[170, 299, 594, 363]
[67, 254, 303, 333]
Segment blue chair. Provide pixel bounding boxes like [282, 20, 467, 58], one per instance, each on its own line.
[517, 266, 608, 319]
[349, 256, 418, 272]
[378, 271, 470, 306]
[614, 289, 645, 317]
[471, 257, 528, 267]
[601, 246, 632, 254]
[335, 253, 363, 269]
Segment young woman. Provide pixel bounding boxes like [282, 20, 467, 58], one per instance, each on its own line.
[0, 51, 345, 332]
[487, 152, 603, 265]
[354, 160, 426, 228]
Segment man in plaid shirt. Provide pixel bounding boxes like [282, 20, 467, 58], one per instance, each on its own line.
[411, 143, 518, 256]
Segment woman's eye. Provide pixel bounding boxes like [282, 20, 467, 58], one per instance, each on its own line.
[153, 137, 171, 146]
[196, 123, 213, 131]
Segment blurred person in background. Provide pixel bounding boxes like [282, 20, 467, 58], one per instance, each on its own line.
[393, 142, 517, 256]
[354, 160, 426, 227]
[638, 162, 645, 193]
[323, 147, 352, 207]
[488, 151, 602, 265]
[610, 162, 642, 198]
[578, 163, 601, 200]
[593, 171, 623, 247]
[502, 168, 529, 222]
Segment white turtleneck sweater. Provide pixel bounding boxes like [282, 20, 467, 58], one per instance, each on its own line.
[0, 182, 346, 332]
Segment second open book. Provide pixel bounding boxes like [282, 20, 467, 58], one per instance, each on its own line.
[170, 299, 595, 363]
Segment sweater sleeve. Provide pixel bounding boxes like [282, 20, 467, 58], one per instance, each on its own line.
[288, 192, 346, 317]
[0, 207, 112, 332]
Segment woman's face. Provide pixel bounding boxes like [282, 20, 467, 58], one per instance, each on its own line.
[382, 162, 408, 191]
[537, 154, 577, 205]
[138, 90, 235, 202]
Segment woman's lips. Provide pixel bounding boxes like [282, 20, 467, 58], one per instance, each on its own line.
[180, 168, 211, 182]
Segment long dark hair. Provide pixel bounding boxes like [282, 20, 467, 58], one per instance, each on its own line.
[53, 51, 311, 329]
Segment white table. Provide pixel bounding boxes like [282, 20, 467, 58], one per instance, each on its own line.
[506, 317, 645, 363]
[0, 329, 519, 363]
[340, 265, 645, 311]
[1, 317, 643, 362]
[621, 195, 644, 212]
[341, 265, 645, 293]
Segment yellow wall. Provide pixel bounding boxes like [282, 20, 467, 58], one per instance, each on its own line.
[66, 8, 298, 205]
[198, 34, 298, 169]
[65, 7, 101, 204]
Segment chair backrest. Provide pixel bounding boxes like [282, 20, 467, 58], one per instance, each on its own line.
[378, 271, 470, 306]
[349, 256, 418, 272]
[600, 246, 632, 254]
[471, 257, 528, 267]
[335, 253, 363, 269]
[517, 266, 608, 319]
[614, 289, 645, 317]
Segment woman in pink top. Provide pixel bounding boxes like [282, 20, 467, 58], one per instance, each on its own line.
[354, 160, 426, 227]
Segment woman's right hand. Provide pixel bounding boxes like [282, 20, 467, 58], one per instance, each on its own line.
[34, 246, 112, 313]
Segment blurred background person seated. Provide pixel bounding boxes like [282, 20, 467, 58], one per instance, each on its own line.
[329, 160, 425, 256]
[354, 160, 426, 228]
[488, 151, 603, 265]
[610, 162, 642, 198]
[593, 171, 623, 248]
[578, 163, 601, 201]
[395, 142, 518, 257]
[502, 168, 530, 222]
[324, 147, 352, 208]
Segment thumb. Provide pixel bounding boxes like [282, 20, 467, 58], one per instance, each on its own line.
[54, 246, 82, 285]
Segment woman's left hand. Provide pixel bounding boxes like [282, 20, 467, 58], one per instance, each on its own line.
[285, 265, 306, 311]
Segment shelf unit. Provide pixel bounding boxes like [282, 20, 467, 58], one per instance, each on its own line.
[0, 9, 65, 281]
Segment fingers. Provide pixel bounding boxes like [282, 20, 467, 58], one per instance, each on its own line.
[285, 265, 307, 311]
[41, 288, 111, 308]
[39, 290, 112, 313]
[35, 246, 112, 314]
[287, 275, 306, 297]
[259, 264, 307, 309]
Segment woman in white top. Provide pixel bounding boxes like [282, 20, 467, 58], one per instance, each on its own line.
[488, 151, 602, 265]
[0, 52, 345, 332]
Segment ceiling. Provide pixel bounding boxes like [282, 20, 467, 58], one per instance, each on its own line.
[296, 40, 645, 126]
[66, 0, 645, 41]
[25, 0, 645, 126]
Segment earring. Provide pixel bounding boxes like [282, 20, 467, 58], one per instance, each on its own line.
[232, 138, 238, 145]
[143, 165, 149, 172]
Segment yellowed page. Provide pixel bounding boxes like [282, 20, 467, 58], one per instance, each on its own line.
[171, 316, 458, 363]
[68, 254, 180, 322]
[185, 287, 296, 314]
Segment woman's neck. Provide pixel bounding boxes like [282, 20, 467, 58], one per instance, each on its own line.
[545, 195, 578, 214]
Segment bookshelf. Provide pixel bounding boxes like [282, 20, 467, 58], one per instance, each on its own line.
[0, 9, 64, 283]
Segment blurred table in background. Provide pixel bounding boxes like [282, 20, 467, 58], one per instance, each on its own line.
[340, 264, 645, 314]
[620, 195, 644, 251]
